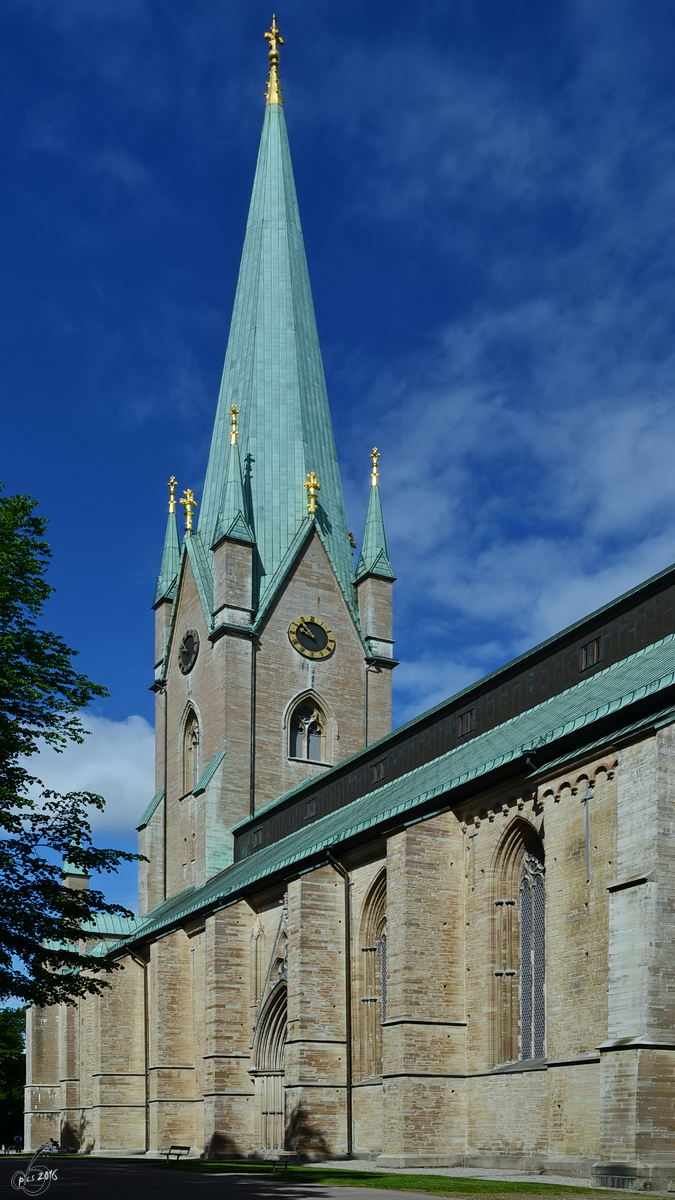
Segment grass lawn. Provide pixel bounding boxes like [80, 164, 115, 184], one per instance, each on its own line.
[142, 1160, 631, 1198]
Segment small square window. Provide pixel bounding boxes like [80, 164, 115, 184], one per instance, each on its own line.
[580, 637, 602, 671]
[304, 797, 317, 821]
[252, 829, 263, 849]
[458, 708, 475, 737]
[371, 759, 388, 784]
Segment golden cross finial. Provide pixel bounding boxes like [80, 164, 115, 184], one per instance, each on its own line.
[167, 475, 178, 514]
[179, 487, 198, 532]
[229, 404, 240, 446]
[264, 14, 284, 106]
[370, 447, 381, 487]
[303, 470, 321, 515]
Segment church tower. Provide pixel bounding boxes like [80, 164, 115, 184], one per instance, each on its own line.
[139, 18, 396, 913]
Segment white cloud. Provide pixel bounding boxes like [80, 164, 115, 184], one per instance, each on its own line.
[332, 21, 675, 721]
[30, 714, 155, 838]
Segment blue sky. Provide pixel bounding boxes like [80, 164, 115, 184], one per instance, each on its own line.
[4, 0, 675, 910]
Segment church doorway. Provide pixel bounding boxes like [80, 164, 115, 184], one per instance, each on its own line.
[252, 982, 287, 1149]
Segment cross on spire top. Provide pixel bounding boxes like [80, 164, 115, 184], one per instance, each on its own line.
[264, 15, 284, 106]
[370, 447, 381, 486]
[167, 476, 178, 514]
[180, 488, 198, 532]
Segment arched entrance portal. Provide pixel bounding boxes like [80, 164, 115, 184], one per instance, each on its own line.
[252, 982, 287, 1149]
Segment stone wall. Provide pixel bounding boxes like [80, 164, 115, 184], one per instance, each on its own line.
[25, 727, 675, 1183]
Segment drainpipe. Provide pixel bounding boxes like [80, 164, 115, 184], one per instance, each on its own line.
[326, 851, 353, 1158]
[250, 636, 258, 818]
[127, 950, 149, 1154]
[162, 684, 168, 900]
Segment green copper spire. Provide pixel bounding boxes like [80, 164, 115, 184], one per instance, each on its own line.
[356, 449, 395, 582]
[62, 838, 89, 882]
[198, 94, 355, 613]
[154, 477, 181, 605]
[212, 406, 255, 547]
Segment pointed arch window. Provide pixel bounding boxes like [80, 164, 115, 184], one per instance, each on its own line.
[492, 823, 545, 1066]
[358, 869, 387, 1080]
[183, 711, 200, 794]
[289, 702, 324, 763]
[252, 982, 287, 1151]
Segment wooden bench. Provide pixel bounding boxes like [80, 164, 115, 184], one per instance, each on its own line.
[271, 1149, 301, 1172]
[163, 1145, 191, 1161]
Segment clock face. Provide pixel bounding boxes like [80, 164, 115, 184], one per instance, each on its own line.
[288, 615, 335, 661]
[178, 629, 200, 675]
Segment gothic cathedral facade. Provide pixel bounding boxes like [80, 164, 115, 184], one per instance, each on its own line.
[25, 24, 675, 1189]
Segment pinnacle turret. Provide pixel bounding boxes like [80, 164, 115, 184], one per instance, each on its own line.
[213, 436, 255, 547]
[154, 478, 181, 605]
[356, 449, 395, 582]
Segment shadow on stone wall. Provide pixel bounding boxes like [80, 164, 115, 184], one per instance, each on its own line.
[285, 1106, 330, 1158]
[60, 1120, 81, 1153]
[206, 1130, 242, 1159]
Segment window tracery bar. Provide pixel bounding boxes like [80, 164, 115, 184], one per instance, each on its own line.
[380, 930, 387, 1025]
[289, 701, 325, 762]
[520, 851, 545, 1060]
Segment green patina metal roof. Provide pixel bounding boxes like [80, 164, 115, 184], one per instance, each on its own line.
[356, 482, 395, 582]
[84, 913, 142, 938]
[108, 631, 675, 952]
[154, 511, 181, 606]
[184, 532, 214, 624]
[62, 837, 89, 879]
[136, 788, 165, 831]
[193, 749, 226, 796]
[198, 101, 356, 617]
[213, 440, 255, 548]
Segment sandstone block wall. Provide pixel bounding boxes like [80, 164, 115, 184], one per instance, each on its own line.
[286, 865, 348, 1156]
[203, 904, 255, 1157]
[25, 728, 675, 1183]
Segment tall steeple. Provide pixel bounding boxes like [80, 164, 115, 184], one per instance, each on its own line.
[198, 17, 355, 615]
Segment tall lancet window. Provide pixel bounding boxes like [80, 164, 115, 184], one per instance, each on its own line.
[289, 702, 324, 763]
[183, 712, 200, 795]
[520, 851, 545, 1059]
[492, 821, 545, 1067]
[358, 869, 387, 1080]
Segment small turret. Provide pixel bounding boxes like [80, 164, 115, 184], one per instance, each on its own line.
[154, 477, 181, 672]
[355, 448, 396, 585]
[212, 404, 255, 629]
[154, 476, 181, 605]
[62, 843, 89, 893]
[213, 405, 255, 548]
[356, 449, 396, 742]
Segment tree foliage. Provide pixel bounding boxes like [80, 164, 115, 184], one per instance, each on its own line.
[0, 486, 138, 1005]
[0, 1007, 24, 1145]
[0, 1007, 25, 1105]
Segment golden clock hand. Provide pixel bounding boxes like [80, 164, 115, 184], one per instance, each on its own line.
[298, 621, 316, 640]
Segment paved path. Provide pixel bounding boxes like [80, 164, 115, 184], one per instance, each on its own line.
[0, 1160, 493, 1200]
